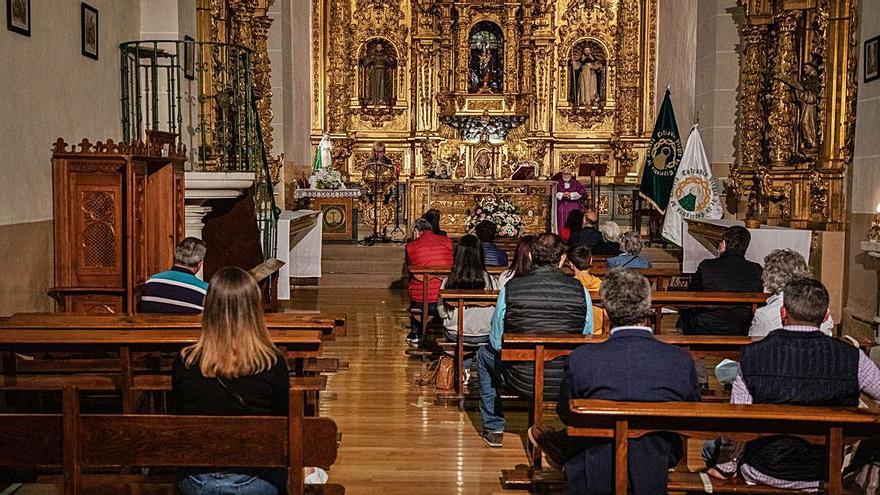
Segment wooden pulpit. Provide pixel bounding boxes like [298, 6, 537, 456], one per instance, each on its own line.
[49, 131, 186, 314]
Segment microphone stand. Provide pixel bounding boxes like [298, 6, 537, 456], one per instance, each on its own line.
[363, 155, 387, 246]
[389, 171, 404, 241]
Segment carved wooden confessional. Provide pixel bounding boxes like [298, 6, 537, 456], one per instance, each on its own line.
[50, 132, 186, 314]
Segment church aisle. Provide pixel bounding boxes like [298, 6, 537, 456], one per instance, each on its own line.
[286, 288, 527, 495]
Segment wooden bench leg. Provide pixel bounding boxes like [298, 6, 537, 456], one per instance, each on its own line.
[827, 426, 843, 495]
[614, 420, 628, 495]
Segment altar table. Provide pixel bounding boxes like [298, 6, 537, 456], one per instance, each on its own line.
[406, 179, 554, 237]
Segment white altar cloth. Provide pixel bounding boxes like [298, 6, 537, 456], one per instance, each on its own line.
[277, 210, 323, 300]
[683, 218, 811, 273]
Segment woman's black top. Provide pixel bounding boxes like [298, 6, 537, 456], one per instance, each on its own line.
[171, 353, 289, 488]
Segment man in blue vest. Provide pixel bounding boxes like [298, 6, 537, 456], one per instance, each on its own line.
[705, 277, 880, 490]
[476, 233, 593, 447]
[140, 237, 209, 314]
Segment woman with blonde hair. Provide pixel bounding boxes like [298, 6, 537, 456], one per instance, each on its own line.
[173, 266, 290, 495]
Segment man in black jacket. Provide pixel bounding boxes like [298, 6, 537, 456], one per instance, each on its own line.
[569, 209, 603, 248]
[533, 270, 700, 494]
[680, 225, 763, 336]
[476, 233, 594, 447]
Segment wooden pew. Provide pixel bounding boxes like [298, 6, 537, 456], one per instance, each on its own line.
[436, 288, 767, 404]
[438, 288, 769, 329]
[501, 333, 754, 429]
[0, 312, 343, 341]
[566, 400, 880, 494]
[0, 385, 342, 495]
[0, 329, 323, 413]
[413, 267, 691, 337]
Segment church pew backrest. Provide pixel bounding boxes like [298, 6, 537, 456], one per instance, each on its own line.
[566, 399, 880, 495]
[0, 385, 339, 495]
[500, 333, 753, 427]
[0, 312, 341, 339]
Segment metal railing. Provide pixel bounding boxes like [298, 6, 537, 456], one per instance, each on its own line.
[120, 39, 277, 260]
[120, 40, 256, 173]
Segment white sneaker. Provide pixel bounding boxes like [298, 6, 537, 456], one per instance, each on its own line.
[463, 369, 471, 386]
[305, 467, 329, 484]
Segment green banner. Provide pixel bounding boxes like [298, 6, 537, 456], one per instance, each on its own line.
[639, 89, 683, 212]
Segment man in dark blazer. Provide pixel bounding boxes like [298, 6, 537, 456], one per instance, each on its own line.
[569, 209, 603, 248]
[533, 269, 700, 494]
[679, 225, 763, 336]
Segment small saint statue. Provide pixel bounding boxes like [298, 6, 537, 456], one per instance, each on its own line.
[555, 167, 586, 231]
[359, 43, 397, 106]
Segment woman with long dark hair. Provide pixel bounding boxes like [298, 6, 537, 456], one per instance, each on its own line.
[499, 235, 536, 287]
[560, 209, 584, 243]
[438, 235, 497, 375]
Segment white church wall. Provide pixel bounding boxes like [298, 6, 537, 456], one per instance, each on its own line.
[844, 0, 880, 339]
[0, 0, 141, 314]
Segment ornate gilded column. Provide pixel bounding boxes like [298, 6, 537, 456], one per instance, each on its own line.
[503, 4, 519, 94]
[766, 9, 800, 166]
[252, 15, 275, 158]
[437, 4, 454, 93]
[228, 0, 256, 49]
[736, 23, 769, 171]
[326, 0, 351, 132]
[454, 5, 471, 93]
[615, 0, 642, 135]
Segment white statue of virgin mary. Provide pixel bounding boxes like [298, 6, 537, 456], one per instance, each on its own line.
[309, 133, 334, 188]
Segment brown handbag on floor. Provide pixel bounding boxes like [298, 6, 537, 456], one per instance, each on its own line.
[416, 355, 455, 391]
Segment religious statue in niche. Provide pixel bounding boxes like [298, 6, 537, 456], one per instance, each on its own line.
[567, 40, 606, 107]
[474, 150, 493, 177]
[358, 39, 398, 107]
[468, 21, 504, 94]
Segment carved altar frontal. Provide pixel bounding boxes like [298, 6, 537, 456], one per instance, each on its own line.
[407, 179, 553, 237]
[311, 0, 658, 187]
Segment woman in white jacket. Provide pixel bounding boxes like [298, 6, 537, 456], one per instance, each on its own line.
[749, 248, 834, 337]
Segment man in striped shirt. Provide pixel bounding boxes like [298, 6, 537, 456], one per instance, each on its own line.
[140, 237, 209, 314]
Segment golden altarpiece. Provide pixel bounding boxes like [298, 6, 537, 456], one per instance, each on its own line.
[311, 0, 659, 235]
[731, 0, 858, 231]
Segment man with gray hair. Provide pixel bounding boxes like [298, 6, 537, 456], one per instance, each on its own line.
[531, 269, 700, 494]
[140, 237, 209, 314]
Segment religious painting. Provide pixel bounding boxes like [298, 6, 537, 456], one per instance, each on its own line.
[6, 0, 29, 36]
[183, 35, 196, 80]
[81, 3, 98, 60]
[470, 147, 497, 179]
[358, 39, 398, 107]
[468, 21, 503, 94]
[866, 36, 880, 83]
[567, 39, 606, 107]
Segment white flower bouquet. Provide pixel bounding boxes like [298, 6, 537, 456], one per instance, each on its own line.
[314, 166, 345, 190]
[466, 196, 525, 238]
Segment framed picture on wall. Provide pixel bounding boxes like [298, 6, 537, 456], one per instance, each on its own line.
[6, 0, 30, 36]
[867, 35, 880, 83]
[183, 35, 196, 80]
[81, 2, 98, 60]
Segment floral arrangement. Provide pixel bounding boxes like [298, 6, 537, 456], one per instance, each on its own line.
[466, 196, 524, 238]
[313, 166, 345, 190]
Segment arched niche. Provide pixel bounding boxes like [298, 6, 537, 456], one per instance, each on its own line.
[468, 21, 504, 94]
[565, 38, 608, 107]
[357, 38, 399, 107]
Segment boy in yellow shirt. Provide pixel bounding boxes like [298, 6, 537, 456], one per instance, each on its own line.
[567, 245, 605, 332]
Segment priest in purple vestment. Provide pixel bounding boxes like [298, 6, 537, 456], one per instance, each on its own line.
[555, 167, 586, 233]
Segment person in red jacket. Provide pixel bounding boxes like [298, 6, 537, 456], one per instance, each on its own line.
[406, 217, 453, 344]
